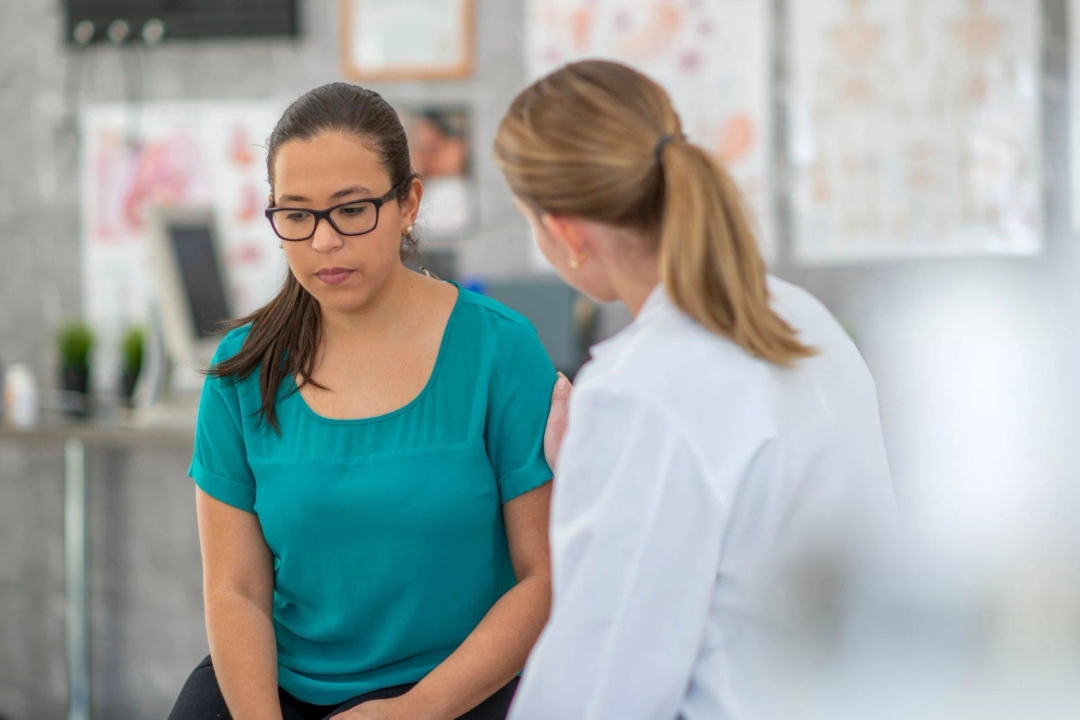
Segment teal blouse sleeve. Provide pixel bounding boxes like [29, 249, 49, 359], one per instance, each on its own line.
[485, 322, 557, 504]
[188, 339, 257, 513]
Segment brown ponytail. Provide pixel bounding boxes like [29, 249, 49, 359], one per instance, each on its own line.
[494, 60, 814, 366]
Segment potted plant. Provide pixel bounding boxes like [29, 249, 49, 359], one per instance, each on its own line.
[57, 321, 95, 418]
[119, 326, 144, 407]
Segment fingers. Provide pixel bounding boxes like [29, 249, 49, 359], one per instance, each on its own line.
[550, 374, 572, 429]
[552, 372, 573, 404]
[545, 373, 574, 473]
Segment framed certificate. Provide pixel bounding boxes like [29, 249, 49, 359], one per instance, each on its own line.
[340, 0, 475, 81]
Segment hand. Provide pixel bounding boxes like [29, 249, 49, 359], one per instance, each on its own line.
[544, 373, 573, 473]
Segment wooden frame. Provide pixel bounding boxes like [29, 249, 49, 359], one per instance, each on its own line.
[340, 0, 475, 82]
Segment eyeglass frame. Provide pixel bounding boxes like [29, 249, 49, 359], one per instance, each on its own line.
[264, 177, 412, 242]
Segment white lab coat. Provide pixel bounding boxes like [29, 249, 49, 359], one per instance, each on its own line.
[509, 279, 896, 720]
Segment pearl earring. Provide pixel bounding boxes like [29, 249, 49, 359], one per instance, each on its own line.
[568, 252, 585, 270]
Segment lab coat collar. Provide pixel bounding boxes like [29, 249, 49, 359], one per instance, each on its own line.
[589, 285, 670, 361]
[637, 284, 671, 324]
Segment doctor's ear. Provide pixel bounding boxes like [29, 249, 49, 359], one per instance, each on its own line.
[539, 213, 587, 259]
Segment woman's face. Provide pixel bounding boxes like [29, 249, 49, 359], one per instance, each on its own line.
[271, 131, 420, 314]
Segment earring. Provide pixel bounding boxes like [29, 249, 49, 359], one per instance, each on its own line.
[404, 225, 414, 235]
[568, 252, 586, 270]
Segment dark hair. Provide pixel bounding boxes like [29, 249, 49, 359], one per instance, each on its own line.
[210, 82, 419, 431]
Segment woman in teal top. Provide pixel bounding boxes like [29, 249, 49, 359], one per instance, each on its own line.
[168, 84, 558, 720]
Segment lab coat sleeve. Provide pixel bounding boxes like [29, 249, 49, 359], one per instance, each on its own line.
[509, 388, 728, 720]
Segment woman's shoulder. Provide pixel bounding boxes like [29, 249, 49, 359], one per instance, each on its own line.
[211, 324, 254, 364]
[451, 288, 555, 380]
[454, 287, 538, 341]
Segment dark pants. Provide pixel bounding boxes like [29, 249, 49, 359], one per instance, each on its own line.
[168, 656, 519, 720]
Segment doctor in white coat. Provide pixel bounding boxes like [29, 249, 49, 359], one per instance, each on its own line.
[494, 60, 897, 720]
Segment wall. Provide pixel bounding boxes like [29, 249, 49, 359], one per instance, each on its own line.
[0, 0, 1077, 717]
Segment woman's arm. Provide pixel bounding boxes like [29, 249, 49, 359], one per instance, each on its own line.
[345, 483, 553, 720]
[196, 487, 282, 720]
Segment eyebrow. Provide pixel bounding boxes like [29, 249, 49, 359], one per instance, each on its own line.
[277, 185, 372, 205]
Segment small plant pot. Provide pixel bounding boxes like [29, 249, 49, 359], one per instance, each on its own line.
[61, 365, 91, 418]
[120, 368, 140, 408]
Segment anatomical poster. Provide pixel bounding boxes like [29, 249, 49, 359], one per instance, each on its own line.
[527, 0, 776, 261]
[789, 0, 1041, 262]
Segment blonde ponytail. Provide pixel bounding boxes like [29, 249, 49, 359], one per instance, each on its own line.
[495, 59, 814, 366]
[657, 139, 814, 365]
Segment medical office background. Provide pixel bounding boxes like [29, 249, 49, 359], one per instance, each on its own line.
[3, 0, 1080, 718]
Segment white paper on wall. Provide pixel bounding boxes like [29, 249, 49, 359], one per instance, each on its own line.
[789, 0, 1042, 263]
[80, 102, 284, 383]
[526, 0, 775, 266]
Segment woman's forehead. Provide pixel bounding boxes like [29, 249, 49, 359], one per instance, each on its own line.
[273, 132, 389, 200]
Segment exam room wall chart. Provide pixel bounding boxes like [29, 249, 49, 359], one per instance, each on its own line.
[526, 0, 776, 261]
[788, 0, 1043, 263]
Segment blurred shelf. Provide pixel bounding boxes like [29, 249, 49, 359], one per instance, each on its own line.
[0, 419, 193, 450]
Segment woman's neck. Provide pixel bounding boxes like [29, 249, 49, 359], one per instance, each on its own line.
[619, 277, 661, 318]
[591, 224, 662, 318]
[320, 264, 418, 349]
[609, 255, 661, 319]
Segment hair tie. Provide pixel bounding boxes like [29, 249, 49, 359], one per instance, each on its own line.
[654, 134, 677, 164]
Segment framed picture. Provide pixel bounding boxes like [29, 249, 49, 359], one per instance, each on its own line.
[340, 0, 475, 81]
[400, 106, 475, 239]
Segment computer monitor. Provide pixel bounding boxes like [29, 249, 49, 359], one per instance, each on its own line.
[145, 206, 234, 381]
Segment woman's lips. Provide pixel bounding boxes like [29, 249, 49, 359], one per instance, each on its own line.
[315, 268, 354, 285]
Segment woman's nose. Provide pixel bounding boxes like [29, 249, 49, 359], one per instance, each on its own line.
[310, 217, 345, 253]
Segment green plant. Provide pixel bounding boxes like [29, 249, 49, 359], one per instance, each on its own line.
[57, 322, 95, 370]
[120, 326, 145, 376]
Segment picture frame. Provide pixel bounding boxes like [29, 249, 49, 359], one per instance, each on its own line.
[399, 105, 476, 239]
[340, 0, 475, 81]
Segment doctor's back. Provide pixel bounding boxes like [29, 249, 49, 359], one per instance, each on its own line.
[494, 59, 897, 720]
[535, 277, 896, 720]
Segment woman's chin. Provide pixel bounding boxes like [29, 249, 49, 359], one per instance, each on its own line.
[304, 281, 375, 314]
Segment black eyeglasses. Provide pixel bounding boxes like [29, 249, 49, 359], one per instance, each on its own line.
[265, 178, 410, 242]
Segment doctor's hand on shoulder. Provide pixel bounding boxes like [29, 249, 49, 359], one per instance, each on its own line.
[545, 374, 573, 473]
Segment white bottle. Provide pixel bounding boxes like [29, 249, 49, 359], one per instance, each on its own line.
[3, 363, 39, 428]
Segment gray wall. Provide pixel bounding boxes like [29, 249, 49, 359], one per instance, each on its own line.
[1, 0, 1077, 718]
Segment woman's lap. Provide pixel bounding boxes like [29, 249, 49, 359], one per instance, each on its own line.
[167, 656, 337, 720]
[325, 677, 519, 719]
[169, 656, 519, 720]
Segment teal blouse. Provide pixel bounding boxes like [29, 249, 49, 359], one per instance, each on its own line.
[188, 287, 556, 705]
